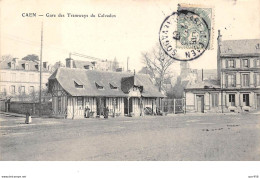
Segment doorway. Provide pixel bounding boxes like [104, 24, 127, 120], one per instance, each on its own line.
[96, 97, 106, 116]
[196, 95, 204, 113]
[243, 94, 249, 106]
[257, 94, 260, 110]
[123, 98, 133, 115]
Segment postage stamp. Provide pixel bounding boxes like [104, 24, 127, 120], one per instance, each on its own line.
[159, 4, 214, 61]
[178, 3, 214, 50]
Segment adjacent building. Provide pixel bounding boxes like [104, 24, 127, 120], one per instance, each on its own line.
[0, 58, 51, 99]
[48, 68, 165, 119]
[65, 57, 124, 72]
[184, 30, 260, 113]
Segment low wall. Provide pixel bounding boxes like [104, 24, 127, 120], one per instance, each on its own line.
[9, 101, 52, 116]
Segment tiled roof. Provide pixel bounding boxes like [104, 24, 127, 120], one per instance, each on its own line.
[48, 68, 165, 98]
[73, 60, 94, 69]
[0, 58, 49, 72]
[185, 80, 220, 89]
[220, 39, 260, 56]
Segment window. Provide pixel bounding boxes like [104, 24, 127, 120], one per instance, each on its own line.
[227, 60, 235, 68]
[227, 74, 236, 87]
[85, 97, 90, 105]
[20, 73, 25, 82]
[11, 62, 15, 69]
[0, 72, 6, 81]
[25, 63, 29, 70]
[58, 97, 61, 112]
[243, 59, 249, 67]
[74, 81, 83, 88]
[229, 94, 235, 106]
[29, 86, 34, 93]
[212, 93, 219, 107]
[110, 83, 118, 90]
[29, 74, 34, 82]
[77, 97, 83, 109]
[242, 74, 249, 87]
[255, 59, 260, 67]
[11, 73, 16, 82]
[243, 94, 249, 106]
[95, 82, 104, 89]
[0, 86, 6, 94]
[113, 98, 118, 108]
[256, 73, 260, 86]
[84, 65, 90, 69]
[20, 86, 25, 93]
[11, 85, 15, 94]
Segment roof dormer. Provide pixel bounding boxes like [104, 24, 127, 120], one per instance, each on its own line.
[95, 81, 104, 89]
[74, 81, 83, 88]
[109, 82, 118, 90]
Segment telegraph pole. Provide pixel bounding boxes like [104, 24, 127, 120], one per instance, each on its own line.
[39, 22, 43, 116]
[127, 57, 129, 72]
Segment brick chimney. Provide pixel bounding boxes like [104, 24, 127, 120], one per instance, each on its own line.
[66, 58, 73, 68]
[43, 62, 48, 69]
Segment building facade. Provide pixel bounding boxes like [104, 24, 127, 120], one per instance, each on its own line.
[48, 68, 165, 119]
[65, 57, 124, 72]
[0, 58, 51, 99]
[184, 30, 260, 113]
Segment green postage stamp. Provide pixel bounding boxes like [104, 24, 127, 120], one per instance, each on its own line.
[159, 4, 214, 61]
[177, 3, 214, 50]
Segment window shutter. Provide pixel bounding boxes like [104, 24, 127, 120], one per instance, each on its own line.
[254, 59, 257, 67]
[226, 60, 228, 68]
[234, 59, 236, 68]
[248, 59, 250, 68]
[234, 74, 236, 86]
[254, 73, 257, 87]
[225, 74, 228, 88]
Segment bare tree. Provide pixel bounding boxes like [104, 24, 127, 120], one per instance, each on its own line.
[141, 44, 175, 92]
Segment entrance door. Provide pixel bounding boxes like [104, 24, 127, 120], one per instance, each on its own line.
[196, 95, 204, 113]
[124, 98, 128, 115]
[96, 97, 106, 116]
[243, 94, 249, 106]
[257, 94, 260, 110]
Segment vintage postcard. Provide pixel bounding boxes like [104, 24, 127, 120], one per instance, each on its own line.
[0, 0, 260, 177]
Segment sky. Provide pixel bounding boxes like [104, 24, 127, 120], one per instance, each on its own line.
[1, 0, 260, 72]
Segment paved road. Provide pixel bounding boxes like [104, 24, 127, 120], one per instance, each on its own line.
[0, 113, 259, 160]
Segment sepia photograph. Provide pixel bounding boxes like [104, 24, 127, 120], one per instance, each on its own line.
[0, 0, 259, 177]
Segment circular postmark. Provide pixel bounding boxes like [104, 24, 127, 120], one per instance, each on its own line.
[159, 10, 210, 61]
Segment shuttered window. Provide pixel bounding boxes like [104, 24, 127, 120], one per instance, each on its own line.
[242, 74, 249, 87]
[229, 94, 235, 106]
[227, 74, 236, 87]
[212, 93, 219, 107]
[243, 59, 249, 67]
[58, 97, 61, 112]
[77, 97, 83, 109]
[256, 73, 260, 86]
[227, 59, 235, 68]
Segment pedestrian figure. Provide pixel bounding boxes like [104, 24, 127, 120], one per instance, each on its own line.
[25, 110, 32, 124]
[104, 106, 109, 119]
[85, 106, 90, 118]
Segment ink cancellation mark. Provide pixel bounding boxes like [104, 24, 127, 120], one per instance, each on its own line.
[159, 10, 210, 61]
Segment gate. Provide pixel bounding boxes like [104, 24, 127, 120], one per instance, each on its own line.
[162, 98, 184, 114]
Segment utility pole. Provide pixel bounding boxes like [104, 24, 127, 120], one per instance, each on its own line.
[39, 22, 43, 116]
[202, 68, 204, 81]
[127, 57, 129, 72]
